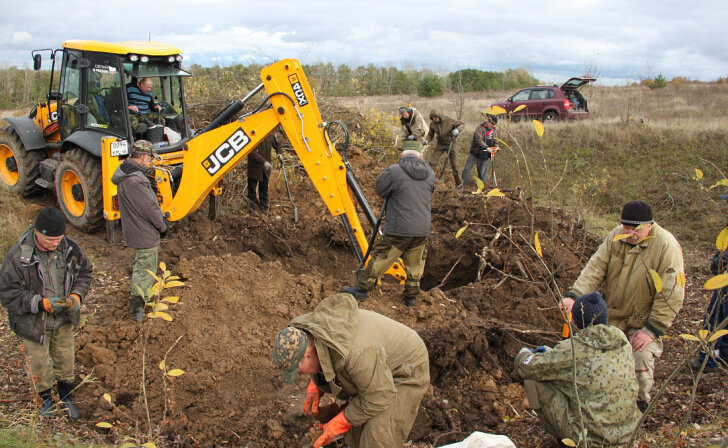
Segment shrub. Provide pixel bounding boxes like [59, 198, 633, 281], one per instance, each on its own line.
[417, 74, 444, 97]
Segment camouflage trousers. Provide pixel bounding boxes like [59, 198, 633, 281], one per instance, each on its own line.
[345, 348, 429, 448]
[425, 144, 462, 186]
[130, 111, 164, 133]
[523, 379, 573, 442]
[627, 328, 663, 402]
[22, 319, 74, 392]
[356, 235, 428, 298]
[131, 247, 158, 300]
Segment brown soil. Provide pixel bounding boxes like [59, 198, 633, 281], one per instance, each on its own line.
[2, 113, 726, 448]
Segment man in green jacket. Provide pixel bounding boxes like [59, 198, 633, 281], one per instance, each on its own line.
[0, 207, 93, 419]
[273, 293, 430, 448]
[561, 200, 685, 411]
[423, 109, 464, 187]
[515, 292, 642, 447]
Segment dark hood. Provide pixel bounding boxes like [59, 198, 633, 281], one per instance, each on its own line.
[398, 155, 431, 180]
[429, 109, 441, 120]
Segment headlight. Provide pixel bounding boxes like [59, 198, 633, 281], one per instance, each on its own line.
[140, 56, 149, 63]
[129, 54, 139, 62]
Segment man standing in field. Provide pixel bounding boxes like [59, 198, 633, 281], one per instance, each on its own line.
[561, 200, 685, 412]
[423, 109, 464, 187]
[247, 130, 282, 214]
[112, 140, 169, 321]
[462, 113, 498, 188]
[0, 206, 93, 419]
[398, 106, 428, 145]
[273, 292, 430, 448]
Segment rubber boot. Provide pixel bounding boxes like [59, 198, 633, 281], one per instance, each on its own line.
[404, 296, 417, 307]
[341, 286, 367, 302]
[38, 389, 53, 417]
[57, 381, 79, 420]
[129, 296, 145, 322]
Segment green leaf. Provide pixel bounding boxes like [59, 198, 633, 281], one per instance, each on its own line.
[705, 273, 728, 290]
[716, 228, 728, 252]
[167, 368, 185, 377]
[533, 120, 544, 137]
[95, 422, 114, 428]
[648, 269, 663, 293]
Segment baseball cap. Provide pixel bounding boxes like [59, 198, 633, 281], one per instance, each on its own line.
[272, 327, 308, 384]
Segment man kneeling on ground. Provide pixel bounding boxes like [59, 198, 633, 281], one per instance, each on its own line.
[514, 292, 642, 447]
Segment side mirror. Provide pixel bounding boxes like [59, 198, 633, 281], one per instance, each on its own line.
[33, 54, 42, 71]
[508, 97, 513, 102]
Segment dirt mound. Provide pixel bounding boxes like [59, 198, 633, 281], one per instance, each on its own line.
[69, 142, 602, 447]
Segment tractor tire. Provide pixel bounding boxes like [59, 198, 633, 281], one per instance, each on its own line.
[0, 126, 45, 197]
[54, 148, 104, 232]
[543, 110, 560, 122]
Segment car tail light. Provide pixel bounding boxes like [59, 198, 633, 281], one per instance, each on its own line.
[112, 195, 119, 210]
[564, 99, 571, 109]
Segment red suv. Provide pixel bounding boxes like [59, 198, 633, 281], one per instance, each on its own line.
[490, 77, 595, 122]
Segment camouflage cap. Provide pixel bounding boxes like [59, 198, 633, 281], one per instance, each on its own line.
[272, 326, 308, 384]
[132, 139, 154, 154]
[401, 138, 422, 152]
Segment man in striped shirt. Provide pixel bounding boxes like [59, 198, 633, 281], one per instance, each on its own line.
[127, 77, 163, 132]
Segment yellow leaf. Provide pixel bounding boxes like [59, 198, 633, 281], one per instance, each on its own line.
[162, 296, 180, 303]
[159, 360, 166, 370]
[648, 269, 663, 293]
[455, 224, 469, 239]
[146, 312, 158, 319]
[709, 179, 728, 189]
[151, 283, 161, 295]
[154, 311, 173, 322]
[716, 228, 728, 252]
[705, 273, 728, 290]
[95, 422, 114, 428]
[679, 333, 700, 341]
[561, 439, 577, 447]
[699, 329, 710, 340]
[159, 261, 167, 272]
[103, 393, 112, 403]
[165, 276, 181, 281]
[167, 369, 185, 377]
[709, 330, 728, 342]
[533, 120, 544, 137]
[145, 270, 162, 283]
[155, 303, 169, 311]
[485, 105, 506, 116]
[135, 285, 146, 298]
[612, 233, 630, 242]
[164, 280, 185, 289]
[513, 105, 526, 113]
[120, 443, 137, 448]
[676, 272, 686, 288]
[486, 188, 505, 198]
[474, 177, 484, 193]
[694, 168, 703, 180]
[141, 443, 158, 448]
[534, 232, 543, 257]
[635, 222, 651, 230]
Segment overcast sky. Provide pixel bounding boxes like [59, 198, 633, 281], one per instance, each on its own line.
[1, 0, 726, 86]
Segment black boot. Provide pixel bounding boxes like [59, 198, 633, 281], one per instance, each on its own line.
[38, 389, 53, 417]
[57, 381, 80, 420]
[342, 286, 367, 301]
[404, 296, 417, 307]
[129, 296, 145, 322]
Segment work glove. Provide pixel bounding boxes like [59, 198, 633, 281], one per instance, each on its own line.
[314, 411, 351, 448]
[66, 294, 81, 314]
[451, 129, 459, 137]
[43, 297, 70, 314]
[304, 379, 324, 416]
[160, 218, 170, 238]
[263, 161, 273, 177]
[422, 139, 429, 146]
[530, 346, 548, 354]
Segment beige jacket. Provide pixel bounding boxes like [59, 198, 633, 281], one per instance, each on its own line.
[569, 223, 684, 336]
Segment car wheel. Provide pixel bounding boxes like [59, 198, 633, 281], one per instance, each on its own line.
[543, 111, 559, 122]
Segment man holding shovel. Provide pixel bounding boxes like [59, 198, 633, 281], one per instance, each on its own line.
[423, 109, 464, 187]
[342, 139, 435, 307]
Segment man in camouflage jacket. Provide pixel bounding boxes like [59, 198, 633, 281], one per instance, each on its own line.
[515, 292, 642, 446]
[423, 109, 464, 187]
[398, 106, 428, 145]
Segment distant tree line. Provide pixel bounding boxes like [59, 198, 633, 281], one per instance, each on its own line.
[0, 62, 540, 110]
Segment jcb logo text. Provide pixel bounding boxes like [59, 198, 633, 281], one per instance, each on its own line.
[202, 127, 250, 175]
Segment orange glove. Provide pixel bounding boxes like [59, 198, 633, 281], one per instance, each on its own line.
[67, 294, 81, 314]
[304, 379, 324, 416]
[313, 411, 351, 448]
[43, 297, 69, 314]
[562, 312, 573, 338]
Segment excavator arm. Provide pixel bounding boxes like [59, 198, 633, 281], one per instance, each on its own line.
[101, 59, 405, 282]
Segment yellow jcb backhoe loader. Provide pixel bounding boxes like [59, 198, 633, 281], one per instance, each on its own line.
[0, 40, 404, 282]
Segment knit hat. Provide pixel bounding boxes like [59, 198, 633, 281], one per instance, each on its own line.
[620, 200, 653, 226]
[402, 136, 422, 152]
[34, 206, 66, 237]
[272, 327, 308, 384]
[572, 292, 609, 329]
[398, 106, 410, 116]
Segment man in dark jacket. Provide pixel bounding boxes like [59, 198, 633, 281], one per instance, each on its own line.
[342, 140, 435, 307]
[462, 114, 497, 188]
[111, 140, 168, 321]
[515, 292, 642, 446]
[273, 293, 429, 448]
[689, 194, 728, 373]
[423, 109, 464, 187]
[247, 131, 282, 214]
[0, 206, 93, 419]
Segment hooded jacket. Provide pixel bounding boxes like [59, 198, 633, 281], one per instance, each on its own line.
[290, 293, 429, 428]
[375, 155, 435, 237]
[0, 228, 93, 344]
[515, 324, 642, 446]
[399, 107, 429, 144]
[111, 158, 166, 249]
[425, 110, 464, 148]
[469, 121, 496, 159]
[569, 223, 684, 336]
